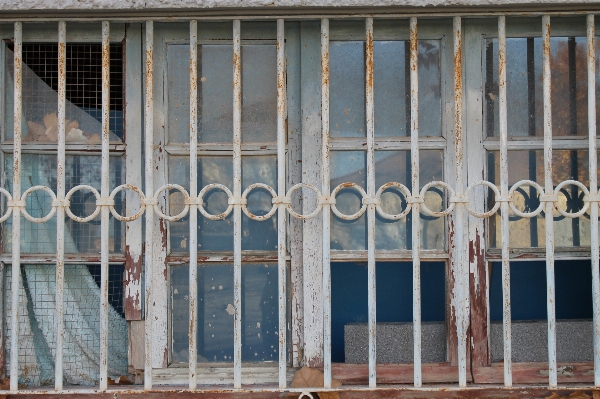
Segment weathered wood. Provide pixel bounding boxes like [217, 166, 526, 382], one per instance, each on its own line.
[330, 363, 470, 385]
[464, 19, 490, 368]
[152, 22, 169, 369]
[124, 22, 143, 321]
[152, 366, 296, 386]
[129, 320, 145, 371]
[300, 20, 324, 369]
[285, 21, 304, 369]
[473, 362, 595, 384]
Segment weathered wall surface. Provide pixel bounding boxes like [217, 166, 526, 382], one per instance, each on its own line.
[1, 0, 600, 12]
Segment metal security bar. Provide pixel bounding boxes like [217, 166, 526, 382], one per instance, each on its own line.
[0, 14, 598, 396]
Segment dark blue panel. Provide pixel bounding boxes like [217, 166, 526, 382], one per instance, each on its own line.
[331, 261, 445, 363]
[489, 260, 593, 321]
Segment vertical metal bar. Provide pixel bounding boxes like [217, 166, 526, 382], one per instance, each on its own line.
[189, 19, 198, 391]
[321, 17, 332, 389]
[144, 20, 154, 391]
[364, 16, 376, 389]
[9, 22, 21, 393]
[55, 20, 66, 392]
[498, 15, 513, 388]
[542, 14, 557, 388]
[453, 16, 468, 388]
[99, 21, 110, 391]
[409, 16, 422, 388]
[232, 19, 242, 389]
[276, 18, 287, 390]
[587, 13, 600, 388]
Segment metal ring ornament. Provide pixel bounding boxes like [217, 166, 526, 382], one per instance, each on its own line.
[330, 182, 367, 220]
[198, 183, 234, 221]
[285, 183, 322, 220]
[508, 180, 545, 218]
[241, 183, 278, 221]
[153, 184, 190, 222]
[419, 181, 456, 217]
[298, 392, 314, 399]
[21, 185, 57, 223]
[109, 184, 146, 222]
[554, 180, 590, 218]
[465, 180, 501, 218]
[0, 188, 13, 223]
[65, 185, 101, 222]
[375, 182, 412, 220]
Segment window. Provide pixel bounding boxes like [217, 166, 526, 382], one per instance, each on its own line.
[0, 13, 599, 395]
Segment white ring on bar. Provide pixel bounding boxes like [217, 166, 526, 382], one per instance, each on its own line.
[508, 179, 545, 218]
[20, 186, 57, 223]
[285, 183, 322, 220]
[554, 180, 590, 218]
[241, 183, 278, 221]
[419, 181, 455, 217]
[464, 181, 500, 218]
[153, 184, 190, 221]
[198, 183, 234, 220]
[65, 185, 101, 222]
[109, 184, 147, 222]
[330, 182, 367, 220]
[375, 182, 412, 220]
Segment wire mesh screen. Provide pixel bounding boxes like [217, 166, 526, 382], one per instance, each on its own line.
[5, 264, 128, 386]
[4, 42, 124, 141]
[2, 154, 125, 254]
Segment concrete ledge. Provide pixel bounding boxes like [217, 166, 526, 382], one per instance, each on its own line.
[490, 319, 593, 363]
[344, 322, 446, 364]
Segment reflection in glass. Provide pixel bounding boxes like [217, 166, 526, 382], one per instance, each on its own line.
[331, 261, 446, 363]
[485, 37, 600, 137]
[487, 150, 597, 248]
[167, 44, 276, 144]
[3, 154, 125, 254]
[331, 150, 445, 251]
[330, 40, 441, 138]
[489, 260, 593, 362]
[169, 156, 277, 252]
[374, 151, 444, 250]
[170, 263, 281, 363]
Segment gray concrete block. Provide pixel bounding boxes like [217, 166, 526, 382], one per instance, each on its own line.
[344, 322, 446, 364]
[490, 319, 593, 363]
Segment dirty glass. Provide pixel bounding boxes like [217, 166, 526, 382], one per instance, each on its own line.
[330, 40, 441, 138]
[487, 150, 598, 248]
[330, 150, 445, 251]
[168, 155, 277, 252]
[167, 44, 277, 144]
[170, 263, 282, 363]
[4, 45, 123, 143]
[484, 37, 600, 137]
[3, 154, 125, 254]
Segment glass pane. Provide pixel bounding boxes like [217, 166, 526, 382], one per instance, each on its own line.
[169, 155, 277, 252]
[374, 150, 445, 250]
[167, 44, 276, 144]
[332, 261, 446, 363]
[4, 44, 123, 143]
[5, 264, 127, 386]
[3, 154, 125, 254]
[330, 151, 366, 250]
[374, 41, 441, 137]
[171, 263, 281, 363]
[487, 150, 596, 248]
[489, 260, 593, 362]
[485, 37, 600, 137]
